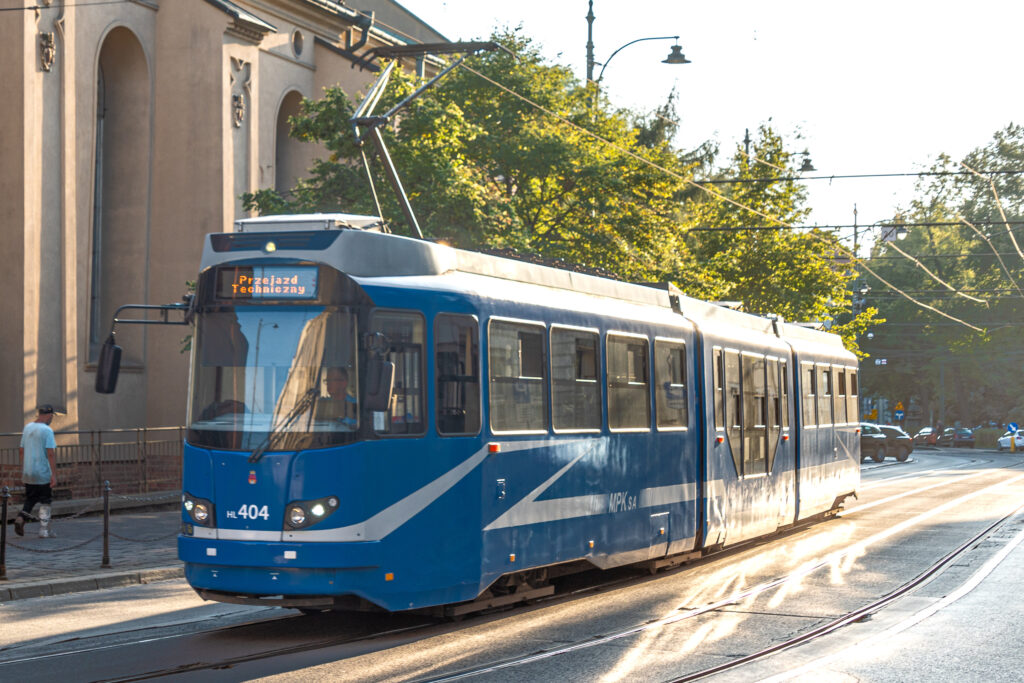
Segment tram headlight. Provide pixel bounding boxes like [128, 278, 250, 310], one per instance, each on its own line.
[193, 503, 210, 523]
[284, 495, 339, 530]
[183, 493, 215, 527]
[288, 506, 307, 527]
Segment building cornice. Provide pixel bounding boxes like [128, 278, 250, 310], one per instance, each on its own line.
[203, 0, 277, 44]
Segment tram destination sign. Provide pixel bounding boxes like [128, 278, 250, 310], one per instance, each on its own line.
[216, 265, 319, 300]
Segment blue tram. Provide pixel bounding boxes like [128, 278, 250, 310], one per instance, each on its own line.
[176, 213, 859, 613]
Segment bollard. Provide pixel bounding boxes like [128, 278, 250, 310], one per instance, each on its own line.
[101, 480, 111, 568]
[1, 486, 8, 581]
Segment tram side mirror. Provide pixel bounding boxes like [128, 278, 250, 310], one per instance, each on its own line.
[364, 359, 395, 412]
[95, 336, 123, 394]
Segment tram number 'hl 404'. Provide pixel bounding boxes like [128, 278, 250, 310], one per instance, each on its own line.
[227, 504, 270, 520]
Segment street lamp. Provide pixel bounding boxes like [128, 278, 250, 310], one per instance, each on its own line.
[585, 0, 690, 86]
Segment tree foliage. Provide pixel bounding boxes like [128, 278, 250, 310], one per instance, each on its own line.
[247, 31, 871, 355]
[858, 124, 1024, 427]
[679, 125, 879, 353]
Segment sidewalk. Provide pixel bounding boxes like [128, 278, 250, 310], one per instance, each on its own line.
[1, 493, 183, 602]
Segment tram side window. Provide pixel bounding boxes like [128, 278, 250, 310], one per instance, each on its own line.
[369, 310, 426, 435]
[435, 314, 481, 436]
[836, 370, 848, 424]
[607, 335, 650, 430]
[551, 328, 601, 431]
[802, 363, 816, 426]
[743, 355, 767, 475]
[655, 340, 688, 429]
[489, 320, 548, 433]
[767, 358, 780, 468]
[725, 350, 742, 475]
[847, 370, 859, 422]
[818, 366, 833, 426]
[781, 360, 789, 429]
[713, 349, 725, 430]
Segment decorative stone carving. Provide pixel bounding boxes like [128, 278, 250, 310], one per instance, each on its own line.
[229, 57, 251, 128]
[39, 32, 56, 72]
[232, 94, 245, 127]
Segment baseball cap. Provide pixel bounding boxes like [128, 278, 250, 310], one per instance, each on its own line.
[37, 404, 55, 415]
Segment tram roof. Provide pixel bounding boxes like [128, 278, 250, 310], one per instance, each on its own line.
[206, 216, 847, 351]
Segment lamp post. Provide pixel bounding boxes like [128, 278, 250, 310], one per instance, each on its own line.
[585, 0, 690, 90]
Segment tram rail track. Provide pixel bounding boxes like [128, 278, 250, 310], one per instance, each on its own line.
[668, 499, 1024, 682]
[417, 467, 1024, 682]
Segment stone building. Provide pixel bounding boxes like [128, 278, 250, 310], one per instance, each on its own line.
[0, 0, 445, 434]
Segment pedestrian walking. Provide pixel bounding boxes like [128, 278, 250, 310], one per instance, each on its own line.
[15, 404, 58, 538]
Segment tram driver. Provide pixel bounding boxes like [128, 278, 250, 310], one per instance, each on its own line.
[317, 366, 357, 428]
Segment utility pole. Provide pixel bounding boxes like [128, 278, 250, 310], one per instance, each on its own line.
[586, 0, 595, 82]
[853, 203, 858, 256]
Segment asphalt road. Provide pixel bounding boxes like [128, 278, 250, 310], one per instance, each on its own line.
[2, 448, 1022, 682]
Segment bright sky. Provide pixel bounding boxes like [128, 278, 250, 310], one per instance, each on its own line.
[397, 0, 1024, 238]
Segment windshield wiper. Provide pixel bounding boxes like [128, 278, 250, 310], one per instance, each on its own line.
[248, 387, 319, 464]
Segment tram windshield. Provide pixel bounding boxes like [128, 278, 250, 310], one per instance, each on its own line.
[188, 305, 359, 451]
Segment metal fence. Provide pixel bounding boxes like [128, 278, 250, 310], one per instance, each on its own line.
[0, 427, 184, 500]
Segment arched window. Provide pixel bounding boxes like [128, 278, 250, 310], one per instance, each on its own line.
[275, 90, 306, 194]
[90, 28, 150, 360]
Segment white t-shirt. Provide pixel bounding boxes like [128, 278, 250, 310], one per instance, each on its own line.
[21, 422, 56, 485]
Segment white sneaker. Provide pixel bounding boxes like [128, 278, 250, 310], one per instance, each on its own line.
[38, 529, 55, 538]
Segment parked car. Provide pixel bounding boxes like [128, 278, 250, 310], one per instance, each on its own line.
[913, 426, 938, 446]
[996, 431, 1024, 451]
[879, 425, 913, 462]
[860, 423, 889, 462]
[937, 427, 975, 448]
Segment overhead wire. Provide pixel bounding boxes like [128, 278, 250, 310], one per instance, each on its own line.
[961, 161, 1024, 263]
[881, 240, 988, 305]
[698, 169, 1024, 184]
[956, 215, 1024, 298]
[333, 24, 1022, 317]
[456, 61, 986, 333]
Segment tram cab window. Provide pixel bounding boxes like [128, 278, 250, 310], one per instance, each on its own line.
[188, 306, 358, 451]
[435, 314, 481, 436]
[607, 334, 650, 430]
[369, 310, 425, 435]
[655, 339, 688, 429]
[802, 362, 816, 427]
[489, 320, 548, 433]
[551, 327, 601, 431]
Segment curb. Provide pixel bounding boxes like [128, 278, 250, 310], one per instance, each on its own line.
[0, 565, 184, 603]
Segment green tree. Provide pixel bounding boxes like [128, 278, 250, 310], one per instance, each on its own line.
[248, 31, 875, 357]
[858, 124, 1024, 427]
[246, 31, 697, 283]
[679, 125, 879, 353]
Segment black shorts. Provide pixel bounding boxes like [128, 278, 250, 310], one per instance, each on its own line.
[21, 483, 53, 514]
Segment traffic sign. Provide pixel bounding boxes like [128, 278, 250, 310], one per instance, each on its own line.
[894, 409, 905, 421]
[1009, 422, 1019, 434]
[895, 401, 904, 411]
